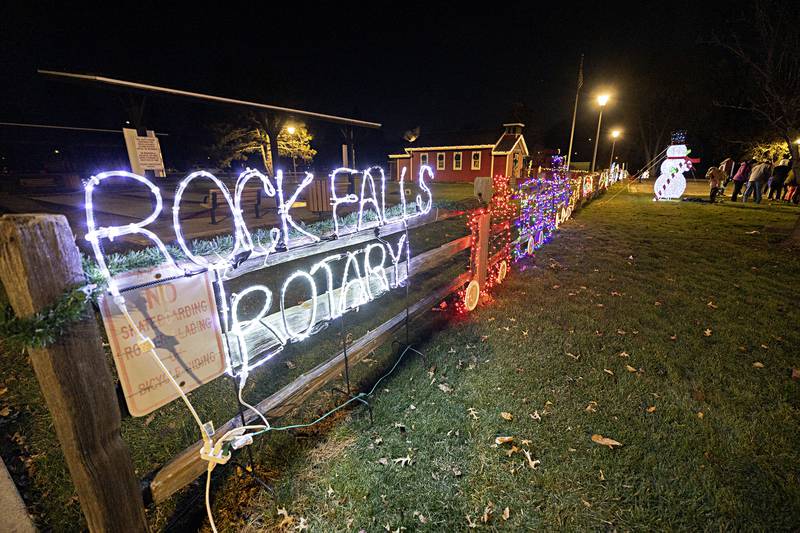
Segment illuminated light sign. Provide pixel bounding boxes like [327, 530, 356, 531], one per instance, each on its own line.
[86, 166, 429, 393]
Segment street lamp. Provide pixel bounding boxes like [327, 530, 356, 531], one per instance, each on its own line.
[591, 94, 611, 172]
[609, 130, 621, 170]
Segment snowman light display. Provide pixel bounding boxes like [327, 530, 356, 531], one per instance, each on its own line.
[653, 132, 696, 200]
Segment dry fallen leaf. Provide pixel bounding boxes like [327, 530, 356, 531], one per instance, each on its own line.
[468, 407, 479, 420]
[393, 455, 412, 467]
[500, 412, 513, 421]
[591, 434, 623, 449]
[530, 411, 541, 421]
[707, 301, 717, 309]
[482, 502, 494, 523]
[438, 383, 453, 393]
[792, 368, 800, 381]
[466, 515, 478, 528]
[522, 449, 540, 469]
[502, 507, 510, 520]
[646, 406, 657, 413]
[276, 507, 295, 529]
[697, 412, 704, 419]
[506, 445, 520, 457]
[625, 364, 637, 373]
[495, 436, 514, 445]
[0, 406, 11, 417]
[378, 457, 389, 466]
[604, 368, 615, 376]
[752, 361, 765, 368]
[619, 351, 630, 358]
[585, 401, 598, 413]
[703, 329, 712, 337]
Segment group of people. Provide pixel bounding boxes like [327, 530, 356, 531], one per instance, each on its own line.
[706, 157, 797, 204]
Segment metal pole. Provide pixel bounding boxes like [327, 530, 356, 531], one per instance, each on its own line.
[565, 65, 582, 170]
[591, 107, 604, 173]
[608, 139, 617, 171]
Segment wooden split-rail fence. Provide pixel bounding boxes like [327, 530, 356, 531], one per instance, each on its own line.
[0, 171, 607, 531]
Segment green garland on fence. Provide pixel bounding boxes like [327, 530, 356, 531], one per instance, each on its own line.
[0, 284, 102, 353]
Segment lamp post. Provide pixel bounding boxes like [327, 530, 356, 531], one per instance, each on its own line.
[608, 130, 621, 171]
[591, 94, 610, 173]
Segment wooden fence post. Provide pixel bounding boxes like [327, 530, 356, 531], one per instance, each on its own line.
[474, 212, 490, 287]
[0, 215, 148, 532]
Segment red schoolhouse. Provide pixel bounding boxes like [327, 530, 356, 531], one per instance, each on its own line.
[388, 123, 529, 183]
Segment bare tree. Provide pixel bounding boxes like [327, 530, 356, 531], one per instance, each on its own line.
[713, 0, 800, 243]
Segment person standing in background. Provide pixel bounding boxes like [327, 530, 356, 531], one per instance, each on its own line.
[706, 166, 726, 203]
[768, 158, 791, 200]
[731, 159, 753, 202]
[743, 160, 771, 203]
[719, 157, 736, 192]
[784, 168, 798, 203]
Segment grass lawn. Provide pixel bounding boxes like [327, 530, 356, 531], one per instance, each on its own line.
[223, 185, 800, 531]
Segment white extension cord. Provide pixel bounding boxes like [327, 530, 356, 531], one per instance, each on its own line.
[114, 294, 266, 533]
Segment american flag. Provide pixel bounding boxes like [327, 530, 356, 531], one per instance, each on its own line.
[577, 54, 584, 90]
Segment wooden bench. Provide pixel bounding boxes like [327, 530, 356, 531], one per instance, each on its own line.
[306, 175, 361, 218]
[203, 187, 263, 225]
[307, 178, 332, 216]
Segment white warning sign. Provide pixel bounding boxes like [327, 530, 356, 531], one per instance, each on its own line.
[99, 268, 226, 416]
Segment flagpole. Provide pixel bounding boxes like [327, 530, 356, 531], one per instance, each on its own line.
[565, 54, 584, 171]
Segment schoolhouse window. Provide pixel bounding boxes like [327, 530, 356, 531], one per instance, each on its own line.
[471, 151, 481, 170]
[453, 152, 462, 170]
[437, 152, 446, 170]
[420, 153, 428, 166]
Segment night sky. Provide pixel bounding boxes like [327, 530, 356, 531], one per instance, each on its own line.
[0, 2, 748, 173]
